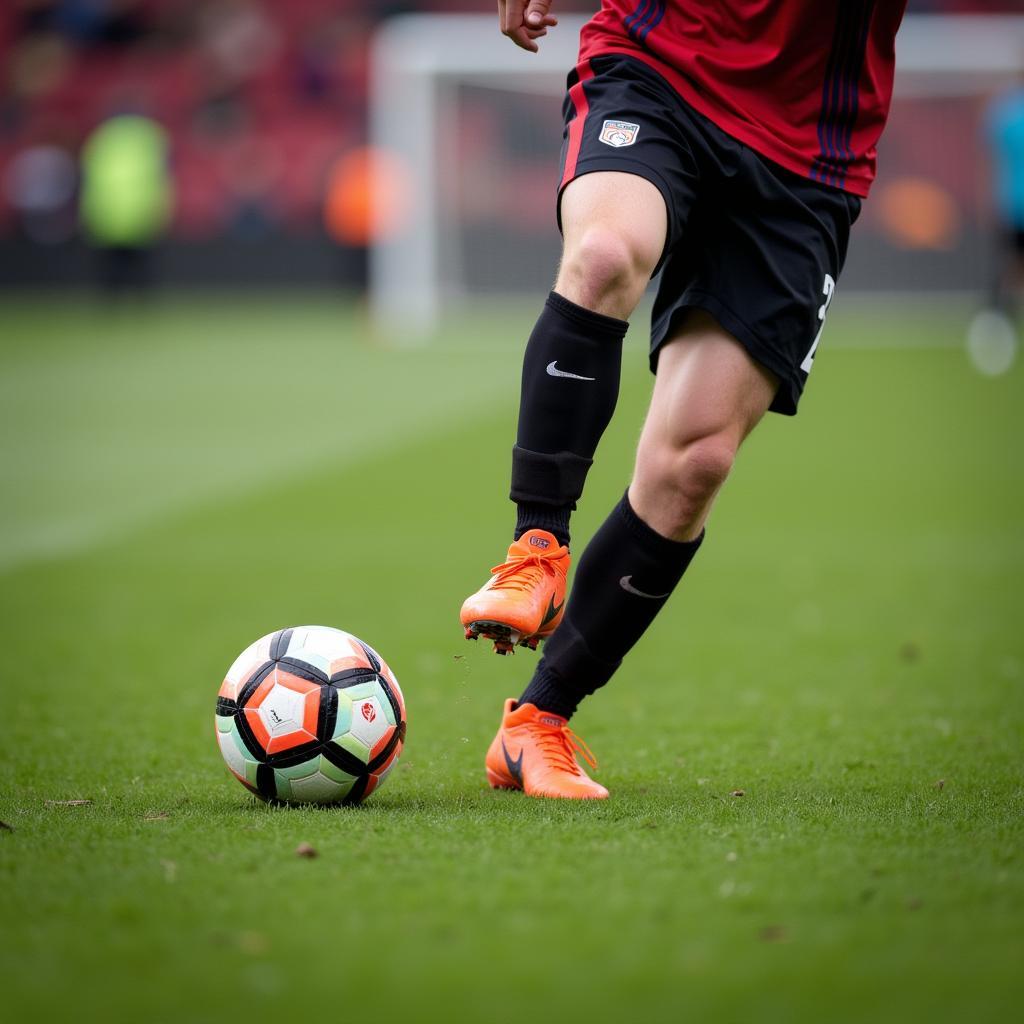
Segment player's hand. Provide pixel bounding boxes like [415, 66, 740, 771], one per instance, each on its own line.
[497, 0, 558, 54]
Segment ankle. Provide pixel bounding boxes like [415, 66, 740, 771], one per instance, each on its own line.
[515, 503, 570, 548]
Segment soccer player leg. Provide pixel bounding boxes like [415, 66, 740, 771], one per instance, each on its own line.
[512, 171, 668, 547]
[628, 312, 779, 540]
[461, 173, 668, 654]
[518, 311, 779, 720]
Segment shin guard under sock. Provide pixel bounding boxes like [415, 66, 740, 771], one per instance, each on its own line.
[511, 292, 628, 544]
[518, 492, 704, 719]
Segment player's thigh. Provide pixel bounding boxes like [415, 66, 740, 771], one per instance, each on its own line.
[638, 309, 779, 458]
[553, 54, 697, 294]
[558, 170, 668, 277]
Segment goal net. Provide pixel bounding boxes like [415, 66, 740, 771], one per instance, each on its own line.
[369, 14, 1024, 337]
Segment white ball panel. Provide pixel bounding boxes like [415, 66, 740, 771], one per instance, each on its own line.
[288, 769, 348, 804]
[348, 695, 391, 748]
[258, 682, 307, 738]
[285, 625, 362, 666]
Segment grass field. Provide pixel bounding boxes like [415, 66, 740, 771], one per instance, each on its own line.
[0, 294, 1021, 1023]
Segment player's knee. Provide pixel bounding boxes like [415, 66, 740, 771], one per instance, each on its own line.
[560, 225, 655, 316]
[679, 435, 736, 498]
[652, 433, 736, 530]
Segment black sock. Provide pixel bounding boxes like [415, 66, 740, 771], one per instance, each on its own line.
[514, 503, 570, 548]
[511, 292, 628, 546]
[518, 492, 704, 719]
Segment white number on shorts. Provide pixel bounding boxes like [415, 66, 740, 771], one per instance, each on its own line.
[801, 273, 836, 374]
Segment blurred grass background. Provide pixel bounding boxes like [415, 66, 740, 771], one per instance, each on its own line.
[0, 294, 1021, 1023]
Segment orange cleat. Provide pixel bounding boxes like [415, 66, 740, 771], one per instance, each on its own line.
[485, 699, 609, 800]
[460, 529, 570, 655]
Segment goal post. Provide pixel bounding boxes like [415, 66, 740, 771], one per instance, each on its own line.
[369, 14, 585, 337]
[369, 14, 1024, 339]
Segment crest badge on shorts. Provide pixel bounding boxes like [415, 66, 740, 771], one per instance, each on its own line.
[599, 119, 640, 148]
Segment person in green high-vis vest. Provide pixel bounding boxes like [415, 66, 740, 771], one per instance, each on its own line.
[79, 115, 172, 292]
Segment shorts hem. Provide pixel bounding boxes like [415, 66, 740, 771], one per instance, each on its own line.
[650, 290, 801, 416]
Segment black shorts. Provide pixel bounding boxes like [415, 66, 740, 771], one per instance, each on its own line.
[556, 54, 862, 416]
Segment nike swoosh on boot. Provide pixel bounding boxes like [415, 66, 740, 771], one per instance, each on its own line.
[502, 738, 524, 785]
[540, 593, 564, 627]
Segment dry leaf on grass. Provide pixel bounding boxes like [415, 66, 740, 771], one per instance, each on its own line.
[238, 931, 269, 955]
[730, 789, 746, 798]
[899, 641, 921, 662]
[759, 925, 788, 943]
[44, 799, 92, 807]
[0, 820, 13, 832]
[295, 842, 318, 859]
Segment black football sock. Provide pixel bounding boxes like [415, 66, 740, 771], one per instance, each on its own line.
[518, 492, 704, 719]
[514, 502, 571, 548]
[511, 291, 628, 546]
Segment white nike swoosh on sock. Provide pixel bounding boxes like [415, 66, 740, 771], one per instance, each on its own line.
[619, 575, 670, 599]
[546, 361, 595, 381]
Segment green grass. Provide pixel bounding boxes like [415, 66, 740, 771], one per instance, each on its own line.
[0, 295, 1021, 1023]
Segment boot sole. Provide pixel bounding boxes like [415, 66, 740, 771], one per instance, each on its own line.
[464, 620, 540, 655]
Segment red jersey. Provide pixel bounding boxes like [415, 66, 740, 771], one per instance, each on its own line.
[577, 0, 907, 196]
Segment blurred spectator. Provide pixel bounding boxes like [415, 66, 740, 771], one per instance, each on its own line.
[79, 113, 171, 290]
[15, 0, 149, 47]
[4, 140, 77, 243]
[198, 0, 279, 83]
[986, 76, 1024, 318]
[965, 75, 1024, 374]
[221, 133, 281, 238]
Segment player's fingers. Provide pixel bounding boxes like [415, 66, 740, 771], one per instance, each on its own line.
[524, 0, 554, 29]
[526, 17, 557, 34]
[498, 0, 524, 35]
[506, 26, 539, 52]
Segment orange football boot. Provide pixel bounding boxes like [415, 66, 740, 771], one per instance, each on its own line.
[485, 699, 609, 800]
[461, 529, 570, 655]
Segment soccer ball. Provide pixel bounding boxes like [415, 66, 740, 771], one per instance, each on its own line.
[214, 625, 406, 805]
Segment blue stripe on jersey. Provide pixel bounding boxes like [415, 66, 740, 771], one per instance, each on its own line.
[639, 0, 667, 43]
[624, 0, 664, 46]
[623, 0, 653, 40]
[836, 3, 874, 176]
[813, 4, 856, 186]
[812, 0, 876, 188]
